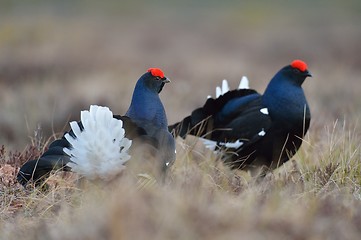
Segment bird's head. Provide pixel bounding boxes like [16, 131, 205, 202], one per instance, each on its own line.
[139, 68, 171, 94]
[280, 60, 312, 85]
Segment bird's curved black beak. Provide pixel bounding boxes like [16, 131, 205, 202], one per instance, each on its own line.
[305, 70, 312, 77]
[162, 77, 171, 83]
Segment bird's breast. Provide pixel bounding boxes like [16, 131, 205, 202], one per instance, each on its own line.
[264, 91, 310, 131]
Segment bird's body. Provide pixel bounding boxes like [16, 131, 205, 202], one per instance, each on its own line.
[18, 68, 175, 186]
[169, 60, 311, 173]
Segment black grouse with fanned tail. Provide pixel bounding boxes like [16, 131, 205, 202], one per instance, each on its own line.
[18, 68, 175, 186]
[169, 60, 312, 173]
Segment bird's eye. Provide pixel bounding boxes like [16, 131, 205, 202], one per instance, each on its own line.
[155, 76, 161, 81]
[293, 68, 301, 74]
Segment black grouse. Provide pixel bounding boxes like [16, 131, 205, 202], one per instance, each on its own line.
[18, 68, 175, 186]
[169, 60, 312, 174]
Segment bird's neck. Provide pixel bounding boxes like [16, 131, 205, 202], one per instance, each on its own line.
[125, 87, 168, 129]
[263, 80, 309, 127]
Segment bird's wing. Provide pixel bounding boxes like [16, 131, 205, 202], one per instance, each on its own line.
[117, 115, 176, 171]
[209, 97, 272, 151]
[113, 115, 159, 148]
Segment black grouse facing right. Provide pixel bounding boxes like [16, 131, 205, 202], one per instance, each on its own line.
[169, 60, 312, 174]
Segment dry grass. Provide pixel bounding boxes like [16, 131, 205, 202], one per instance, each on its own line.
[1, 1, 361, 239]
[1, 121, 360, 239]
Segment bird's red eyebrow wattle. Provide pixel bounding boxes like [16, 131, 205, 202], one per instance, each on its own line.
[147, 68, 165, 78]
[291, 60, 308, 72]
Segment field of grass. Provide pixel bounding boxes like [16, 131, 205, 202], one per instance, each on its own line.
[1, 1, 361, 239]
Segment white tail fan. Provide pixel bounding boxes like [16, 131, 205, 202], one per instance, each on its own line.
[216, 86, 222, 98]
[238, 76, 249, 89]
[64, 105, 132, 180]
[215, 79, 230, 98]
[221, 79, 230, 94]
[210, 77, 250, 99]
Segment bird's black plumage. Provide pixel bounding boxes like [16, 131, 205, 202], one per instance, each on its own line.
[169, 60, 311, 173]
[18, 68, 175, 186]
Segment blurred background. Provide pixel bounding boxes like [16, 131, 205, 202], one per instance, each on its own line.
[0, 0, 360, 150]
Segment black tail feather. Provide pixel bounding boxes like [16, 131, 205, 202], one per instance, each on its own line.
[168, 116, 193, 138]
[17, 138, 72, 187]
[17, 156, 71, 187]
[168, 108, 211, 139]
